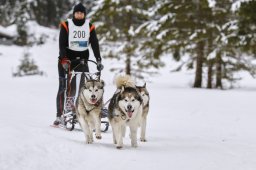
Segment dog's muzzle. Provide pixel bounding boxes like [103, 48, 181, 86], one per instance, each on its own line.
[90, 95, 97, 104]
[125, 105, 134, 118]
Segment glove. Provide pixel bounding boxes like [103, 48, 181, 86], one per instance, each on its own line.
[60, 57, 70, 70]
[97, 61, 104, 71]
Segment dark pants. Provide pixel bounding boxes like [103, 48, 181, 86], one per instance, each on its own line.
[56, 59, 89, 117]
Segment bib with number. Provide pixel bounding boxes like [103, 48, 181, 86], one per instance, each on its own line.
[68, 19, 90, 51]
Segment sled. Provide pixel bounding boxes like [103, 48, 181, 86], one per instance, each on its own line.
[60, 59, 109, 132]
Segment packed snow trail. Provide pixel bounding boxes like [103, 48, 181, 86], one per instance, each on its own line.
[1, 27, 256, 170]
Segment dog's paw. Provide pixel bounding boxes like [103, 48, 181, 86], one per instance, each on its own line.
[140, 138, 147, 142]
[131, 143, 138, 148]
[95, 134, 102, 140]
[116, 146, 123, 149]
[86, 138, 93, 144]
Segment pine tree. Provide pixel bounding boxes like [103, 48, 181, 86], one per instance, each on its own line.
[138, 0, 214, 87]
[13, 49, 43, 77]
[190, 0, 212, 88]
[31, 0, 72, 27]
[91, 0, 154, 76]
[238, 0, 256, 55]
[209, 1, 241, 89]
[18, 51, 38, 74]
[140, 0, 212, 87]
[137, 0, 177, 71]
[15, 0, 29, 46]
[0, 0, 19, 26]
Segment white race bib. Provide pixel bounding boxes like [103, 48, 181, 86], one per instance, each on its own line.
[68, 19, 90, 51]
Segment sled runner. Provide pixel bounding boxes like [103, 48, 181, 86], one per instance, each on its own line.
[60, 59, 109, 132]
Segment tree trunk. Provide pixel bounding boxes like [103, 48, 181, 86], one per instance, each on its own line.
[207, 59, 214, 89]
[193, 41, 204, 88]
[125, 0, 132, 75]
[126, 56, 131, 75]
[215, 51, 223, 89]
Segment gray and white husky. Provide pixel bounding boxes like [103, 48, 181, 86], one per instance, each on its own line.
[136, 83, 150, 142]
[108, 75, 143, 149]
[76, 79, 104, 144]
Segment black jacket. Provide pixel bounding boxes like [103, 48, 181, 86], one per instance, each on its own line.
[59, 20, 101, 62]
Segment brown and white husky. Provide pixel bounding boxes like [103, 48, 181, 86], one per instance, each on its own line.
[108, 75, 143, 149]
[76, 79, 104, 144]
[136, 83, 150, 142]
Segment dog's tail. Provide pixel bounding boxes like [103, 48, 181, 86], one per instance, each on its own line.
[115, 75, 135, 89]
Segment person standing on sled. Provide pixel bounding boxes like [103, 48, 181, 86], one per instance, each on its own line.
[53, 3, 104, 126]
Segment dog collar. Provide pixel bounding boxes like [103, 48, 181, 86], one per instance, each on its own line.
[80, 93, 102, 114]
[85, 100, 102, 113]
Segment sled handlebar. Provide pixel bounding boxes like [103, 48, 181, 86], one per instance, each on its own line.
[64, 59, 98, 71]
[68, 58, 97, 65]
[64, 58, 101, 80]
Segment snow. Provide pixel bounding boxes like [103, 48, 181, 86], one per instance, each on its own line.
[26, 21, 56, 40]
[0, 24, 17, 37]
[231, 0, 252, 11]
[1, 25, 256, 170]
[156, 29, 168, 40]
[207, 0, 253, 11]
[207, 0, 216, 8]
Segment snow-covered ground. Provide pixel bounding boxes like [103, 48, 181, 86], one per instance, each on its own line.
[1, 27, 256, 170]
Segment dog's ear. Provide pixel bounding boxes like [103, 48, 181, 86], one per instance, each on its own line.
[100, 80, 105, 87]
[120, 86, 125, 93]
[84, 74, 90, 81]
[83, 81, 89, 89]
[136, 90, 143, 104]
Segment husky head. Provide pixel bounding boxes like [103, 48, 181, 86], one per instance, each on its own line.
[136, 83, 149, 107]
[82, 80, 104, 105]
[118, 86, 143, 119]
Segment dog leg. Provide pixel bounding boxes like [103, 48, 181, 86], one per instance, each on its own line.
[111, 123, 117, 144]
[113, 134, 117, 144]
[115, 124, 123, 149]
[140, 116, 147, 142]
[122, 125, 126, 137]
[130, 125, 138, 147]
[88, 121, 94, 143]
[78, 117, 93, 144]
[93, 112, 102, 139]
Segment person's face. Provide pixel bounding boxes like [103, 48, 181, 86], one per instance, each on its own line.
[74, 12, 85, 20]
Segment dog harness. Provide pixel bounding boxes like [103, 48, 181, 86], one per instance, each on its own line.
[79, 91, 103, 114]
[85, 100, 102, 114]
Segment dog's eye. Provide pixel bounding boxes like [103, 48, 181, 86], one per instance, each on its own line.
[132, 99, 135, 102]
[125, 99, 128, 102]
[95, 89, 98, 92]
[89, 89, 92, 92]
